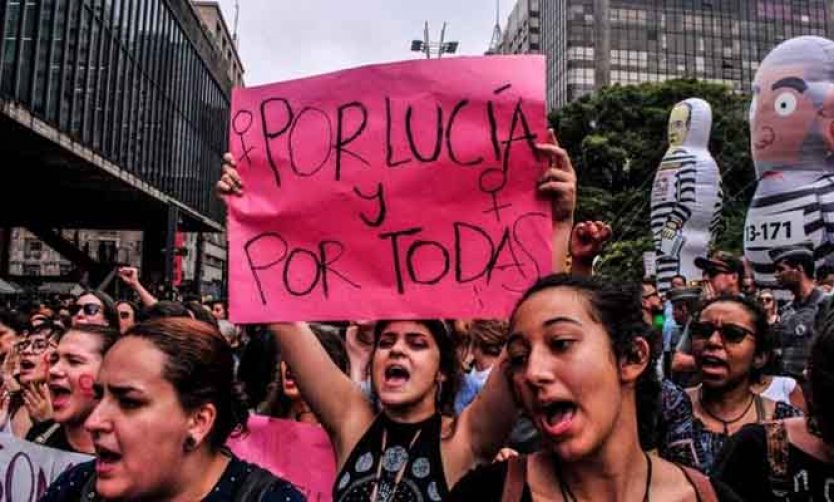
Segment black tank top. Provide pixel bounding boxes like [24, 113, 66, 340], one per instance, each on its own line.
[334, 412, 449, 502]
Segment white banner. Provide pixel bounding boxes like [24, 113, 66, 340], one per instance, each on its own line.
[0, 433, 92, 501]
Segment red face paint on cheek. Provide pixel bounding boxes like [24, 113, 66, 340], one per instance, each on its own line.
[79, 374, 96, 397]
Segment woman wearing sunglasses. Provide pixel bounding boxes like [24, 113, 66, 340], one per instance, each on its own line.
[71, 291, 119, 329]
[756, 289, 779, 326]
[659, 295, 802, 474]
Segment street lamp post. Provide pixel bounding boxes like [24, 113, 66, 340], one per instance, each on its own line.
[410, 21, 459, 59]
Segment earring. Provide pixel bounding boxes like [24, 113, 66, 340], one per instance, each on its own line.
[183, 435, 197, 452]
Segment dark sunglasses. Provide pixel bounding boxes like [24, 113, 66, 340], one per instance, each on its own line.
[642, 290, 659, 300]
[70, 303, 102, 317]
[690, 321, 754, 344]
[118, 311, 132, 320]
[759, 297, 774, 303]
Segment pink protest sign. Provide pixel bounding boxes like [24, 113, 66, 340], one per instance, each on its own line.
[227, 416, 336, 501]
[228, 55, 551, 322]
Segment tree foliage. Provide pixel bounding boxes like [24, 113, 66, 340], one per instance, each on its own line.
[550, 79, 754, 281]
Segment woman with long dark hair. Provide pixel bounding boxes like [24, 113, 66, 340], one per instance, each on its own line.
[450, 274, 739, 501]
[217, 130, 578, 498]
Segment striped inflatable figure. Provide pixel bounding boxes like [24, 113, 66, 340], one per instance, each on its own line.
[745, 36, 834, 287]
[651, 98, 723, 292]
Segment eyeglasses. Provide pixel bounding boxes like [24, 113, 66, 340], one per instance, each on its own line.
[70, 303, 102, 317]
[759, 297, 774, 304]
[15, 337, 55, 355]
[642, 290, 659, 300]
[690, 321, 755, 345]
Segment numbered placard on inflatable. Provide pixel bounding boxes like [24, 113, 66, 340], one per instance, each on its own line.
[745, 36, 834, 287]
[650, 98, 723, 292]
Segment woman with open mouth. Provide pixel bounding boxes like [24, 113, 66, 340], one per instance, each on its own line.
[43, 317, 304, 501]
[715, 306, 834, 500]
[658, 295, 802, 474]
[26, 324, 119, 453]
[450, 274, 740, 501]
[4, 321, 61, 438]
[216, 128, 577, 500]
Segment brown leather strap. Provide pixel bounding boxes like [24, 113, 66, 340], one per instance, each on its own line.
[501, 455, 527, 502]
[679, 465, 718, 502]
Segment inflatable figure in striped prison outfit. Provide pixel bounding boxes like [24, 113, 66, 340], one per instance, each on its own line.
[745, 36, 834, 288]
[651, 98, 723, 293]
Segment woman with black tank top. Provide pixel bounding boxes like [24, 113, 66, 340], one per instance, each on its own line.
[450, 275, 741, 501]
[217, 130, 578, 499]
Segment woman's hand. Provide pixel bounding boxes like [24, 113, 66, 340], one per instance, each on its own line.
[22, 381, 53, 424]
[536, 129, 577, 224]
[571, 221, 612, 266]
[216, 153, 244, 197]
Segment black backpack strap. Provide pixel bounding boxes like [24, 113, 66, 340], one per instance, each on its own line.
[764, 421, 791, 501]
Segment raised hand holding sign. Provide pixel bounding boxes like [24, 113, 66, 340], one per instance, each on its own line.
[226, 56, 552, 322]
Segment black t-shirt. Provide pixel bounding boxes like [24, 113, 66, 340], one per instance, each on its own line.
[714, 423, 834, 501]
[25, 420, 77, 453]
[449, 457, 742, 501]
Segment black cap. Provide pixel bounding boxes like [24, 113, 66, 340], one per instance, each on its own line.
[694, 251, 745, 276]
[667, 287, 702, 303]
[768, 243, 814, 264]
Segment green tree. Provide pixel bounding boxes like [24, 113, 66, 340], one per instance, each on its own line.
[550, 79, 753, 281]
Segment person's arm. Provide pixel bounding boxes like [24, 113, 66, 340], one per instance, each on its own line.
[537, 130, 576, 274]
[443, 352, 517, 487]
[788, 380, 807, 413]
[269, 323, 375, 465]
[118, 267, 158, 307]
[217, 154, 375, 465]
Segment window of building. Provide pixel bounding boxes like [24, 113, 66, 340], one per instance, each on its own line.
[23, 264, 40, 276]
[24, 239, 43, 260]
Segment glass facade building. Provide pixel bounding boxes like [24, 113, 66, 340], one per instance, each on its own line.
[542, 0, 832, 110]
[0, 0, 231, 223]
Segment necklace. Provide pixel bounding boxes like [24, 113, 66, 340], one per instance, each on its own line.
[556, 452, 653, 502]
[369, 425, 423, 502]
[698, 388, 756, 435]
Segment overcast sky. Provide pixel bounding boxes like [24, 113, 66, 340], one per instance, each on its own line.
[213, 0, 512, 86]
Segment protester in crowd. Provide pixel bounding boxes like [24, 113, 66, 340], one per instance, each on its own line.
[450, 274, 739, 501]
[454, 320, 510, 414]
[817, 264, 834, 293]
[1, 321, 61, 437]
[114, 300, 137, 335]
[72, 290, 119, 329]
[42, 317, 304, 501]
[742, 275, 757, 297]
[667, 286, 701, 385]
[258, 324, 349, 424]
[772, 245, 825, 382]
[210, 300, 228, 321]
[237, 324, 279, 409]
[658, 295, 802, 474]
[117, 266, 158, 308]
[715, 308, 834, 500]
[217, 128, 577, 498]
[0, 309, 27, 367]
[756, 289, 780, 325]
[695, 251, 744, 297]
[27, 325, 118, 453]
[641, 278, 664, 327]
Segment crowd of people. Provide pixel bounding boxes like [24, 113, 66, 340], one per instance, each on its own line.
[0, 134, 830, 501]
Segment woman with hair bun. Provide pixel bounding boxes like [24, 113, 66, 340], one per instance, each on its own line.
[43, 317, 304, 501]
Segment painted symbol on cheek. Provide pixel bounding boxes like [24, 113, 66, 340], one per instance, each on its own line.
[79, 374, 96, 397]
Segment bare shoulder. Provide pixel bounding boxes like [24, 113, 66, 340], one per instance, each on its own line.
[650, 455, 700, 502]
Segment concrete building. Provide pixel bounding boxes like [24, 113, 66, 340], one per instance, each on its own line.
[194, 1, 245, 88]
[540, 0, 832, 109]
[1, 0, 242, 297]
[499, 0, 542, 54]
